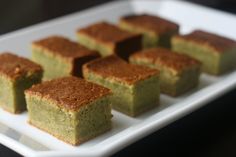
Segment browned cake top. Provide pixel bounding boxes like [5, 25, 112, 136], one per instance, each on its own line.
[83, 55, 159, 85]
[120, 14, 179, 34]
[0, 52, 42, 79]
[175, 30, 236, 52]
[25, 77, 111, 111]
[130, 48, 201, 71]
[32, 36, 98, 59]
[78, 22, 138, 44]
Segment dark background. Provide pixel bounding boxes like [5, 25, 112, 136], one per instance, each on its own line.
[1, 0, 236, 156]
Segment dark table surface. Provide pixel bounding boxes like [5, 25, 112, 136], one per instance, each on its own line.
[1, 0, 236, 156]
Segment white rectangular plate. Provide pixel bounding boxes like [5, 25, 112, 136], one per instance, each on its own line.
[1, 0, 236, 156]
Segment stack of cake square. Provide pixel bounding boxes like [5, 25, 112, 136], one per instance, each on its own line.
[0, 53, 43, 113]
[83, 55, 160, 116]
[77, 22, 142, 59]
[119, 14, 179, 48]
[32, 36, 99, 80]
[0, 12, 236, 147]
[25, 77, 112, 145]
[172, 30, 236, 75]
[129, 48, 201, 96]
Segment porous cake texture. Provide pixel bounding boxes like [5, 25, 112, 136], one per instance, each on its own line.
[77, 22, 142, 59]
[0, 52, 43, 113]
[129, 48, 201, 96]
[32, 36, 99, 80]
[25, 77, 112, 145]
[172, 30, 236, 75]
[83, 55, 160, 117]
[119, 14, 179, 48]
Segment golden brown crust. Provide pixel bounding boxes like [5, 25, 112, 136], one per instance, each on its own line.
[0, 52, 43, 80]
[77, 22, 140, 45]
[32, 36, 99, 59]
[130, 48, 201, 71]
[83, 55, 159, 85]
[28, 121, 111, 146]
[174, 30, 236, 52]
[25, 77, 111, 111]
[120, 14, 179, 34]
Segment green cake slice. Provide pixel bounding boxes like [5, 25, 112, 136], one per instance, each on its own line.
[0, 52, 43, 113]
[172, 30, 236, 75]
[119, 14, 179, 48]
[83, 55, 160, 117]
[129, 48, 201, 96]
[32, 35, 99, 80]
[77, 22, 142, 59]
[25, 76, 112, 145]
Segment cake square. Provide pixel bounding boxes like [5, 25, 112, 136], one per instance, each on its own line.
[0, 52, 43, 113]
[77, 22, 142, 59]
[32, 36, 99, 80]
[171, 30, 236, 75]
[83, 55, 160, 117]
[129, 48, 201, 96]
[119, 14, 179, 48]
[25, 77, 112, 145]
